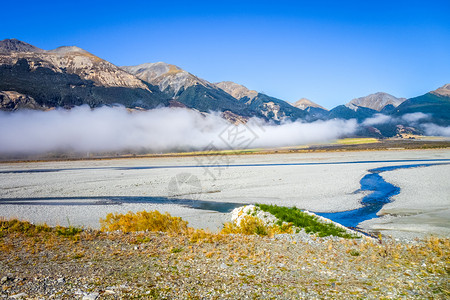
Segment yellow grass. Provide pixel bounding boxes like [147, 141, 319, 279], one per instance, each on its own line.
[335, 138, 380, 145]
[100, 210, 188, 233]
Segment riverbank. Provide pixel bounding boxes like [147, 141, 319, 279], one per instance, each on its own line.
[0, 221, 448, 299]
[1, 138, 449, 164]
[0, 149, 449, 238]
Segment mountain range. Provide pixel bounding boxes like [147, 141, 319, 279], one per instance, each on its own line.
[1, 39, 449, 137]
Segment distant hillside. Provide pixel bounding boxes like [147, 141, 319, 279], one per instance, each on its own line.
[328, 105, 377, 121]
[1, 38, 449, 135]
[215, 81, 307, 122]
[122, 63, 249, 117]
[394, 84, 450, 126]
[293, 98, 329, 120]
[0, 39, 167, 110]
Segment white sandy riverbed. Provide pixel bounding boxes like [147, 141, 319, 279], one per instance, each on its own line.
[359, 163, 450, 239]
[0, 149, 449, 237]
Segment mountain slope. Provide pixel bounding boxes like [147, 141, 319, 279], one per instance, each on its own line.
[0, 39, 167, 110]
[293, 98, 329, 120]
[215, 81, 307, 122]
[394, 84, 450, 126]
[346, 92, 405, 112]
[0, 91, 42, 110]
[214, 81, 259, 101]
[431, 83, 450, 97]
[122, 63, 248, 116]
[328, 105, 377, 121]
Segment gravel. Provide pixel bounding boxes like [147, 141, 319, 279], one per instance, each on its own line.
[0, 229, 448, 299]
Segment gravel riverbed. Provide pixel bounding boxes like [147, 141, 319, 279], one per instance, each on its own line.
[1, 229, 448, 299]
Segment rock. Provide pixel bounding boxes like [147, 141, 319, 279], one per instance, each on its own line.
[220, 263, 228, 269]
[57, 277, 65, 283]
[82, 292, 99, 300]
[0, 276, 7, 284]
[404, 270, 413, 276]
[118, 284, 130, 290]
[0, 91, 42, 111]
[10, 293, 28, 299]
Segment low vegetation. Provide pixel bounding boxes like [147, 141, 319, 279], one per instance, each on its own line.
[256, 204, 359, 238]
[100, 210, 188, 233]
[0, 217, 448, 298]
[99, 207, 358, 240]
[0, 218, 80, 239]
[221, 215, 270, 236]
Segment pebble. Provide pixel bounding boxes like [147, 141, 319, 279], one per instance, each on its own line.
[220, 263, 228, 269]
[82, 292, 99, 300]
[10, 293, 28, 299]
[0, 226, 446, 299]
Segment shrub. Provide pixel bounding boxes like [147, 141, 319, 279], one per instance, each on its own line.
[0, 218, 52, 236]
[100, 210, 188, 233]
[221, 215, 269, 236]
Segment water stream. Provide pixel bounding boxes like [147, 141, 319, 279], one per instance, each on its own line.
[315, 163, 449, 228]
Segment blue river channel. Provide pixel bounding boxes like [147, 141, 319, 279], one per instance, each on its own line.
[315, 163, 448, 228]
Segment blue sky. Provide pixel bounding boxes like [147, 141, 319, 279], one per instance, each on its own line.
[2, 0, 450, 109]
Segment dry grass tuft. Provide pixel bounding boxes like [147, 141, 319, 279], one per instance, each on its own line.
[100, 210, 188, 233]
[221, 215, 293, 236]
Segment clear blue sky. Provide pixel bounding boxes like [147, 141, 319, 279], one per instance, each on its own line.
[2, 0, 450, 109]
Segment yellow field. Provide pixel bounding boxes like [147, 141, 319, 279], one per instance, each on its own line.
[335, 138, 380, 145]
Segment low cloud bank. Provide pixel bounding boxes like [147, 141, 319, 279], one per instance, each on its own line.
[362, 114, 391, 126]
[363, 112, 431, 127]
[422, 123, 450, 137]
[0, 106, 358, 154]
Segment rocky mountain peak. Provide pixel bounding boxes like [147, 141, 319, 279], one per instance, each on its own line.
[122, 62, 212, 97]
[293, 98, 327, 111]
[48, 46, 90, 55]
[431, 83, 450, 97]
[0, 38, 43, 53]
[214, 81, 258, 100]
[346, 92, 406, 111]
[123, 62, 183, 81]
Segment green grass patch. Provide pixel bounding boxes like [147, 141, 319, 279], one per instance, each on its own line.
[170, 247, 183, 253]
[256, 204, 358, 239]
[55, 226, 82, 237]
[349, 249, 361, 256]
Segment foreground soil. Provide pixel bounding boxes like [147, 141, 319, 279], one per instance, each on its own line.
[1, 228, 448, 299]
